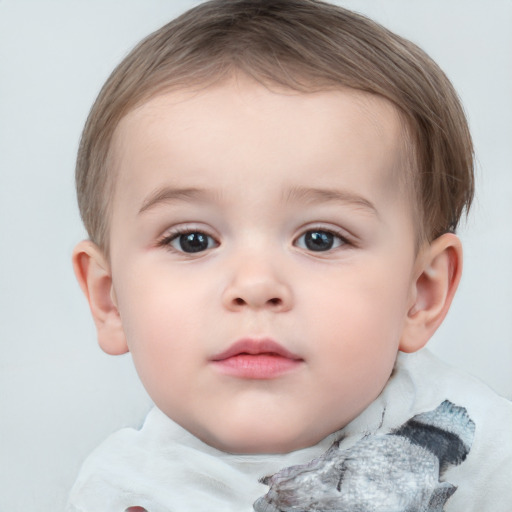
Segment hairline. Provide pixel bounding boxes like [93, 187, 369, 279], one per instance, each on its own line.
[98, 73, 424, 259]
[77, 0, 473, 258]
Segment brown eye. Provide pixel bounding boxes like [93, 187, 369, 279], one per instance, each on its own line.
[295, 230, 345, 252]
[170, 232, 216, 253]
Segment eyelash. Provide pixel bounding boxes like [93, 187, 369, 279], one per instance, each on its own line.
[293, 227, 350, 252]
[157, 226, 352, 255]
[157, 226, 219, 255]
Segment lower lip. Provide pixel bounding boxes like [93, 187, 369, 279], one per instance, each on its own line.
[211, 354, 303, 379]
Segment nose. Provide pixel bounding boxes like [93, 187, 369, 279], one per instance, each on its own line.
[222, 257, 293, 313]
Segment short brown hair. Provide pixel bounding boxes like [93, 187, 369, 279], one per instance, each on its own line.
[76, 0, 474, 253]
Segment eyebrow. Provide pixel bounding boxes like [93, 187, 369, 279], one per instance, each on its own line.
[138, 187, 210, 214]
[138, 185, 377, 216]
[283, 186, 378, 216]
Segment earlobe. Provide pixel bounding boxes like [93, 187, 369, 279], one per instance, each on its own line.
[399, 233, 462, 353]
[72, 240, 129, 355]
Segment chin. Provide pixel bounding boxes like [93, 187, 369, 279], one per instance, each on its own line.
[203, 424, 323, 455]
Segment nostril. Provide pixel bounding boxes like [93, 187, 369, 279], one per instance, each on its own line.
[232, 297, 282, 307]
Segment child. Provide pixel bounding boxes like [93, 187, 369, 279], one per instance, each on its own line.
[68, 0, 512, 510]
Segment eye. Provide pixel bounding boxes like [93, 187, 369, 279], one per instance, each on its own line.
[295, 229, 346, 252]
[163, 231, 218, 253]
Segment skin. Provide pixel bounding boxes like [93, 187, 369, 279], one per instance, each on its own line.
[74, 77, 462, 454]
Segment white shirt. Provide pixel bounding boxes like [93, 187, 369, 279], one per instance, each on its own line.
[67, 350, 512, 511]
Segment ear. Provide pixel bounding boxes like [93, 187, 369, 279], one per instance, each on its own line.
[399, 233, 463, 353]
[72, 240, 129, 355]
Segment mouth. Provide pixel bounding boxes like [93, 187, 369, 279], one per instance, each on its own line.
[210, 338, 304, 379]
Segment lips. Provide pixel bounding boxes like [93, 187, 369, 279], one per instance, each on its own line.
[211, 338, 303, 379]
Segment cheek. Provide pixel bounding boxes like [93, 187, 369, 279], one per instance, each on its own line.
[114, 272, 201, 375]
[306, 258, 410, 329]
[308, 289, 404, 412]
[302, 260, 411, 372]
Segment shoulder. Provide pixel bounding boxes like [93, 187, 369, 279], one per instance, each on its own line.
[396, 349, 512, 422]
[393, 350, 512, 511]
[389, 349, 512, 450]
[66, 407, 180, 512]
[66, 407, 268, 512]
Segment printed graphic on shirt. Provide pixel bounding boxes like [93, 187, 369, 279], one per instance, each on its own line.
[254, 400, 475, 512]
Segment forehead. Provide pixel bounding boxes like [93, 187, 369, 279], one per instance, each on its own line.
[109, 78, 409, 216]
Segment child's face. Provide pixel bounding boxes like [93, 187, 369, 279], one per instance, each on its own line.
[107, 78, 420, 453]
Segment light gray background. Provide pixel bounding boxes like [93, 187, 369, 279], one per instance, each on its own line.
[1, 1, 511, 510]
